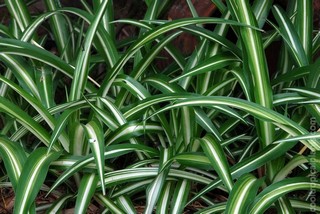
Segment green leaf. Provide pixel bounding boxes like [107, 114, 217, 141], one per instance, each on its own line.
[45, 194, 73, 214]
[0, 137, 27, 190]
[250, 178, 320, 214]
[226, 174, 263, 214]
[169, 52, 240, 83]
[145, 147, 172, 214]
[171, 179, 191, 214]
[83, 120, 106, 195]
[95, 193, 125, 214]
[271, 5, 309, 66]
[69, 0, 110, 100]
[13, 148, 60, 214]
[75, 173, 98, 213]
[200, 134, 233, 192]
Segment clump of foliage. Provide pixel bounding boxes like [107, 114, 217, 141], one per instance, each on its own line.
[0, 0, 319, 213]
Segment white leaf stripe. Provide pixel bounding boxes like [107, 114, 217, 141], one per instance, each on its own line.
[75, 174, 98, 213]
[202, 135, 233, 192]
[250, 180, 320, 214]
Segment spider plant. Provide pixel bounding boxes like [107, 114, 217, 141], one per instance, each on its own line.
[0, 0, 319, 213]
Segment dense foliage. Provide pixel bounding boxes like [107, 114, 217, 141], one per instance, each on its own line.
[0, 0, 319, 213]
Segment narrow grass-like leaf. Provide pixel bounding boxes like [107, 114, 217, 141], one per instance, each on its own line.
[44, 0, 73, 62]
[83, 96, 119, 130]
[0, 96, 56, 149]
[271, 5, 309, 66]
[13, 148, 60, 214]
[4, 0, 31, 31]
[171, 179, 191, 214]
[99, 17, 259, 95]
[116, 195, 136, 214]
[0, 54, 40, 99]
[157, 181, 173, 214]
[145, 147, 172, 214]
[228, 0, 274, 151]
[83, 120, 106, 195]
[273, 155, 309, 183]
[48, 144, 158, 195]
[0, 75, 70, 149]
[170, 52, 240, 83]
[225, 174, 262, 214]
[95, 193, 125, 214]
[296, 0, 312, 62]
[188, 139, 297, 204]
[106, 121, 163, 145]
[249, 178, 320, 214]
[200, 134, 233, 192]
[48, 108, 79, 153]
[45, 194, 73, 214]
[69, 0, 109, 100]
[0, 38, 97, 92]
[75, 173, 98, 213]
[274, 133, 320, 144]
[0, 137, 27, 190]
[146, 96, 320, 150]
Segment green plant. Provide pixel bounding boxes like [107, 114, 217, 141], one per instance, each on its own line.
[0, 0, 319, 213]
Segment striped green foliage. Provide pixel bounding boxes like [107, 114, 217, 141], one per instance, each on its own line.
[0, 0, 319, 213]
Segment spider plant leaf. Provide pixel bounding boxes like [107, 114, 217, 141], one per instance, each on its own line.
[48, 144, 158, 195]
[106, 121, 163, 145]
[145, 147, 172, 214]
[249, 178, 320, 214]
[0, 38, 97, 93]
[169, 52, 240, 83]
[95, 193, 125, 214]
[195, 202, 227, 214]
[69, 0, 109, 101]
[13, 148, 60, 214]
[0, 24, 12, 37]
[171, 179, 191, 214]
[200, 134, 233, 192]
[45, 194, 73, 214]
[99, 17, 260, 96]
[83, 96, 119, 131]
[289, 200, 320, 212]
[48, 108, 79, 153]
[273, 93, 307, 106]
[83, 119, 106, 195]
[273, 155, 309, 183]
[143, 79, 223, 140]
[274, 133, 320, 144]
[147, 96, 320, 150]
[252, 0, 273, 28]
[35, 66, 55, 109]
[296, 0, 312, 62]
[116, 195, 136, 214]
[4, 0, 31, 31]
[173, 152, 211, 170]
[75, 173, 98, 213]
[0, 54, 40, 99]
[0, 75, 69, 150]
[225, 174, 263, 214]
[188, 139, 297, 204]
[44, 0, 73, 63]
[228, 0, 274, 154]
[156, 181, 173, 214]
[0, 137, 27, 190]
[0, 96, 57, 149]
[272, 65, 309, 86]
[98, 168, 212, 188]
[271, 5, 309, 66]
[284, 87, 320, 98]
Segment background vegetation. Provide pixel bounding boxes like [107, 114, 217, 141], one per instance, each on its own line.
[0, 0, 319, 213]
